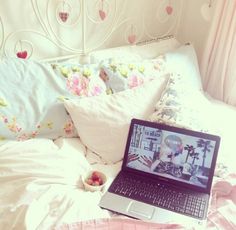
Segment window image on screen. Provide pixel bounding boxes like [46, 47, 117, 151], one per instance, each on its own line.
[126, 124, 217, 188]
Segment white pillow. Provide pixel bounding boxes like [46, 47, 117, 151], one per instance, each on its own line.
[100, 56, 168, 94]
[0, 58, 107, 141]
[165, 44, 203, 91]
[129, 37, 181, 59]
[148, 73, 215, 133]
[89, 37, 180, 63]
[64, 77, 168, 163]
[99, 44, 203, 96]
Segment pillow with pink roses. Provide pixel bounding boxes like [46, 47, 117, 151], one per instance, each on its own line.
[100, 56, 168, 94]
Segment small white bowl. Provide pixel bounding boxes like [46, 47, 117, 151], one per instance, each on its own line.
[82, 170, 107, 192]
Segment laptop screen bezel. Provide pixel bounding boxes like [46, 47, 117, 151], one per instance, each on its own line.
[122, 118, 220, 194]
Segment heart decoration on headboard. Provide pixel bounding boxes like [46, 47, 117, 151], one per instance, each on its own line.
[127, 24, 137, 44]
[15, 39, 33, 59]
[57, 1, 71, 23]
[16, 50, 28, 59]
[166, 0, 173, 15]
[128, 34, 136, 44]
[99, 0, 106, 21]
[59, 11, 69, 22]
[166, 5, 173, 15]
[99, 10, 106, 20]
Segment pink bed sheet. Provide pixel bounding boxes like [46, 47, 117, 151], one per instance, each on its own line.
[207, 173, 236, 229]
[56, 174, 236, 230]
[56, 219, 186, 230]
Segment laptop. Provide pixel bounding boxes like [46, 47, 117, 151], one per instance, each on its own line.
[99, 118, 220, 228]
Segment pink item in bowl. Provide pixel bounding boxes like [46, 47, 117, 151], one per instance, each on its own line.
[82, 170, 107, 192]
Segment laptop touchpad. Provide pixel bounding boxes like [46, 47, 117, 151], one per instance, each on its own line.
[128, 201, 155, 219]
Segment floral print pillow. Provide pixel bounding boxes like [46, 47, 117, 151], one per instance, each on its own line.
[100, 56, 168, 94]
[0, 59, 106, 141]
[52, 63, 107, 97]
[149, 73, 213, 132]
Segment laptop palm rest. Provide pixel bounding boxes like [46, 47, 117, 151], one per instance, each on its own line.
[128, 201, 155, 219]
[100, 191, 206, 227]
[99, 192, 155, 220]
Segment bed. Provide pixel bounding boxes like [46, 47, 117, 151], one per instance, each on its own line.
[0, 1, 236, 230]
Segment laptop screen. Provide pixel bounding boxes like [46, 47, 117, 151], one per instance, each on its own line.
[124, 119, 220, 190]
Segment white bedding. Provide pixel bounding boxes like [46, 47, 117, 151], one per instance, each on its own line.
[1, 97, 236, 230]
[0, 138, 121, 230]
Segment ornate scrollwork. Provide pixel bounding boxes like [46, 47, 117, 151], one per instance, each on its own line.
[0, 0, 183, 61]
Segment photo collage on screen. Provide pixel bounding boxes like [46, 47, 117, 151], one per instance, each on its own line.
[126, 124, 216, 188]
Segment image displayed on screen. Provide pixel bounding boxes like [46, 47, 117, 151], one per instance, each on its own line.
[126, 124, 216, 188]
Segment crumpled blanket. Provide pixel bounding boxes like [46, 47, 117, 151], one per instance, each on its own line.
[207, 173, 236, 229]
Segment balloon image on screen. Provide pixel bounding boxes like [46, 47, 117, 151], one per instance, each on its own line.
[126, 124, 216, 188]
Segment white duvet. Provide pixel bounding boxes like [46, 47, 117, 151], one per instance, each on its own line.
[0, 138, 121, 230]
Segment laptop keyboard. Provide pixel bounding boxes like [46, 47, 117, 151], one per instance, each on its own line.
[108, 173, 208, 219]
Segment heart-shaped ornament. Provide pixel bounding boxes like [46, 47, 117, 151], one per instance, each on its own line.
[99, 10, 106, 20]
[59, 11, 69, 22]
[16, 51, 27, 59]
[166, 6, 173, 15]
[128, 34, 136, 44]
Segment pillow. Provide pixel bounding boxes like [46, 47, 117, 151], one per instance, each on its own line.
[100, 44, 203, 95]
[89, 37, 180, 63]
[164, 44, 203, 91]
[64, 76, 168, 163]
[90, 48, 142, 64]
[52, 62, 107, 97]
[0, 58, 106, 141]
[128, 37, 181, 59]
[148, 73, 215, 132]
[100, 56, 168, 94]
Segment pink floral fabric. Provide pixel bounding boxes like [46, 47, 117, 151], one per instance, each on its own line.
[100, 56, 167, 94]
[66, 72, 104, 97]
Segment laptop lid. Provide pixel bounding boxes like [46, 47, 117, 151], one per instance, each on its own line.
[122, 119, 220, 194]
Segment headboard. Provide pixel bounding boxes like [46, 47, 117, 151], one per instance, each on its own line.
[0, 0, 184, 61]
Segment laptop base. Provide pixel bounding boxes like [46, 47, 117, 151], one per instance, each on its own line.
[99, 191, 206, 229]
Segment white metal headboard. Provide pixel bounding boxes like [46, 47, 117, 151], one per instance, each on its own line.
[0, 0, 183, 61]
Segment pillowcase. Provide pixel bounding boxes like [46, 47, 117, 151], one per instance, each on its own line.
[52, 62, 107, 97]
[0, 58, 106, 141]
[164, 44, 203, 91]
[100, 44, 203, 95]
[64, 76, 168, 163]
[89, 37, 180, 63]
[148, 73, 214, 132]
[128, 37, 181, 59]
[100, 56, 168, 94]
